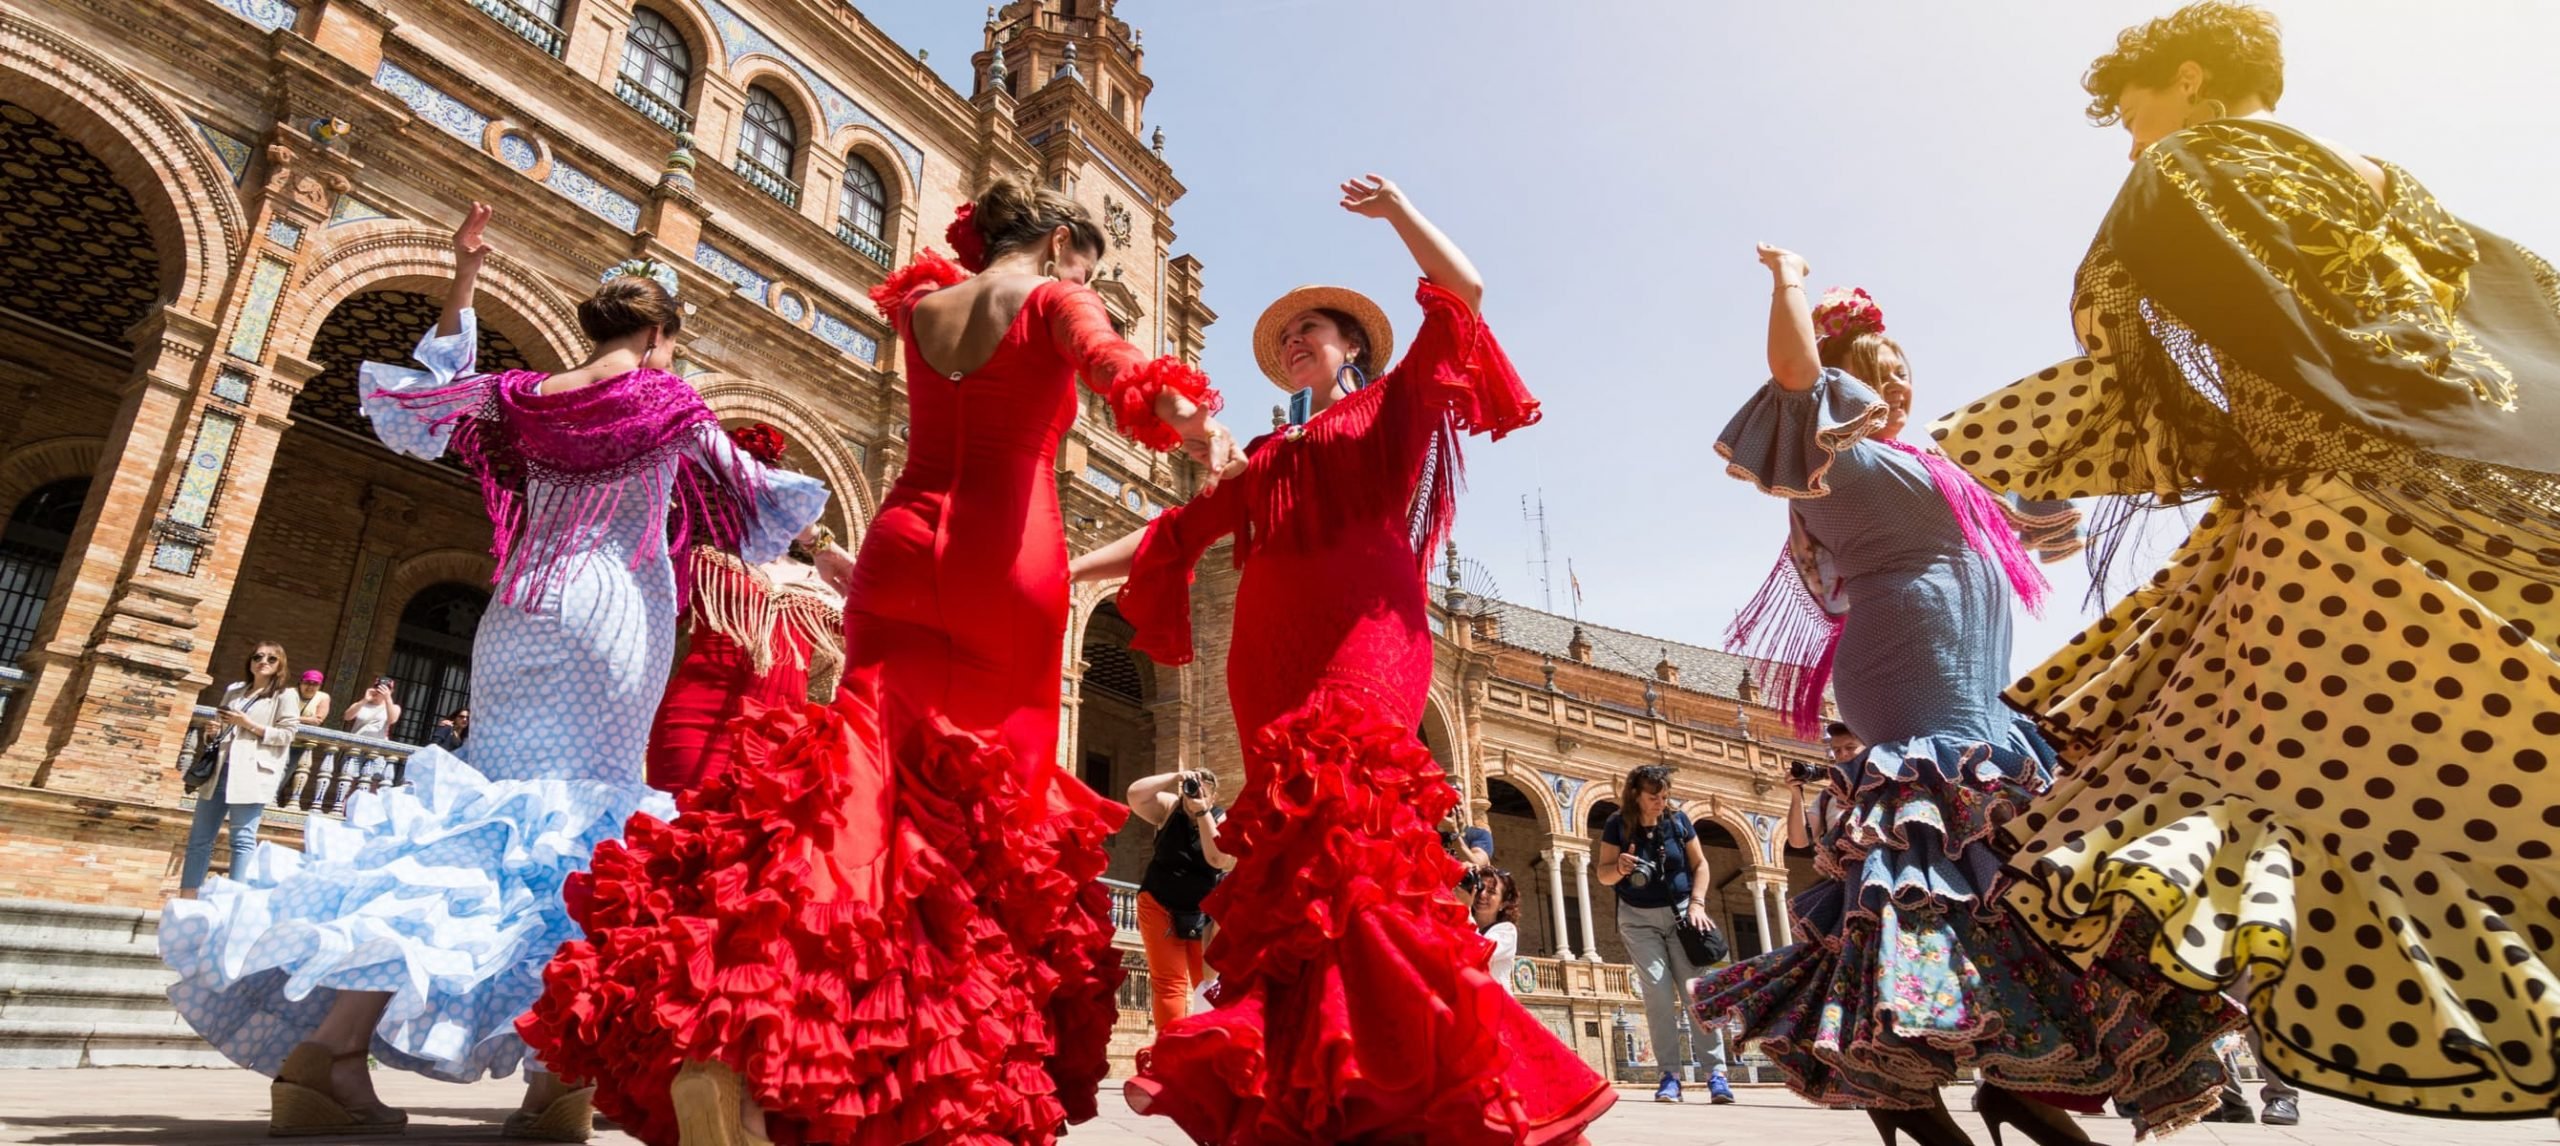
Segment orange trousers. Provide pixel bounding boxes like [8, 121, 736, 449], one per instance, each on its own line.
[1136, 890, 1210, 1033]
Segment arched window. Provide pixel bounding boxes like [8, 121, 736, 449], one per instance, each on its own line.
[835, 155, 890, 265]
[386, 583, 486, 744]
[617, 7, 694, 131]
[735, 86, 800, 205]
[0, 478, 90, 664]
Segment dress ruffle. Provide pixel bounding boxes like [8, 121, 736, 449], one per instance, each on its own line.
[1107, 356, 1221, 453]
[160, 746, 670, 1083]
[1715, 369, 1893, 499]
[522, 697, 1125, 1145]
[1126, 687, 1614, 1145]
[867, 249, 970, 315]
[1692, 720, 2244, 1134]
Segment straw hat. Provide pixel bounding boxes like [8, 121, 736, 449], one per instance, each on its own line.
[1252, 286, 1395, 392]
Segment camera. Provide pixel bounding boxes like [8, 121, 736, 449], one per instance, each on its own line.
[1624, 853, 1660, 888]
[1787, 759, 1825, 784]
[1181, 773, 1203, 799]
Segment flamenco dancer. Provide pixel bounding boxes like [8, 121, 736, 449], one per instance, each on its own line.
[159, 204, 826, 1139]
[1690, 257, 2242, 1145]
[1934, 1, 2560, 1120]
[646, 422, 856, 795]
[1075, 174, 1616, 1145]
[521, 174, 1239, 1146]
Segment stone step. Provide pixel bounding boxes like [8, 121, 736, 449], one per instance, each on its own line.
[0, 974, 188, 1026]
[0, 1017, 225, 1069]
[0, 934, 177, 985]
[0, 899, 161, 948]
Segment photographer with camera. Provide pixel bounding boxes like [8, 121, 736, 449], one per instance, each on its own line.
[1785, 722, 1864, 849]
[1128, 767, 1235, 1034]
[1597, 763, 1734, 1105]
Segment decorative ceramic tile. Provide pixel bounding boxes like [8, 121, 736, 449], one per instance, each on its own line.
[375, 60, 492, 146]
[212, 367, 253, 404]
[192, 118, 253, 186]
[698, 0, 924, 184]
[328, 195, 395, 227]
[544, 159, 639, 230]
[692, 242, 769, 300]
[211, 0, 298, 32]
[849, 441, 868, 469]
[226, 256, 290, 361]
[152, 538, 200, 575]
[810, 308, 878, 362]
[265, 218, 304, 250]
[1081, 466, 1120, 496]
[334, 552, 390, 687]
[497, 131, 540, 172]
[169, 408, 241, 528]
[774, 289, 806, 323]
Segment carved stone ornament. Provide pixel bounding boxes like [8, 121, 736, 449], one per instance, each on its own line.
[1103, 195, 1132, 248]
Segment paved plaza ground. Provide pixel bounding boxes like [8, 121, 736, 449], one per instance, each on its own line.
[2, 1073, 2553, 1146]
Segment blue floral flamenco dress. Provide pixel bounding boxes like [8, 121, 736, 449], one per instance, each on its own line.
[1689, 370, 2243, 1132]
[159, 309, 825, 1085]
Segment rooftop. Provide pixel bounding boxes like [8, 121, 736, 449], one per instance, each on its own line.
[1434, 584, 1765, 703]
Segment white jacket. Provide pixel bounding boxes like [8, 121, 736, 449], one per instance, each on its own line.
[214, 682, 299, 806]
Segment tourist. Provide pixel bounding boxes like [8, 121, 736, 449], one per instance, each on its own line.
[175, 642, 298, 899]
[1930, 0, 2560, 1120]
[1126, 767, 1233, 1034]
[1691, 256, 2242, 1146]
[339, 677, 399, 740]
[520, 172, 1237, 1146]
[158, 202, 826, 1141]
[1079, 173, 1614, 1144]
[1598, 763, 1733, 1106]
[1471, 868, 1523, 993]
[428, 706, 469, 751]
[642, 423, 856, 795]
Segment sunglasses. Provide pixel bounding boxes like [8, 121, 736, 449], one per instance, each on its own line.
[251, 654, 280, 664]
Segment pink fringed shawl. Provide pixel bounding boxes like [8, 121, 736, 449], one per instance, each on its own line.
[1727, 436, 2052, 737]
[376, 368, 763, 608]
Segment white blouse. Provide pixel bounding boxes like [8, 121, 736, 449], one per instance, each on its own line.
[1481, 920, 1520, 993]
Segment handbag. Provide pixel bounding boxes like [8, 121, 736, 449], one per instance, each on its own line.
[184, 727, 229, 792]
[1678, 909, 1731, 966]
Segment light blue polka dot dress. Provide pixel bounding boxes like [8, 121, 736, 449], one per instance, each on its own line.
[159, 311, 827, 1083]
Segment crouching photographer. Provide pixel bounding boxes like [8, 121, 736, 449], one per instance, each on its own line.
[1128, 768, 1234, 1032]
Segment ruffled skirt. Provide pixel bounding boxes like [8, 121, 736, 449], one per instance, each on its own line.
[160, 746, 670, 1082]
[1689, 724, 2243, 1133]
[1124, 687, 1615, 1145]
[518, 696, 1125, 1146]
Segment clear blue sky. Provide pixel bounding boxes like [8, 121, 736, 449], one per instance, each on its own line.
[861, 0, 2560, 676]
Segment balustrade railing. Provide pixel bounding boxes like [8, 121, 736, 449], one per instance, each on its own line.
[614, 74, 693, 134]
[1516, 955, 1641, 1001]
[834, 222, 893, 269]
[179, 706, 419, 818]
[470, 0, 567, 58]
[733, 155, 801, 208]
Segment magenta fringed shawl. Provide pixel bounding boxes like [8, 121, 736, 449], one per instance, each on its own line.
[376, 368, 763, 608]
[1727, 436, 2051, 737]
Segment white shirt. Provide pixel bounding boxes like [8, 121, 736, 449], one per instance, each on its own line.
[1481, 921, 1520, 993]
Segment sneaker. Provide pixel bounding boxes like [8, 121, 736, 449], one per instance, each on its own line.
[2260, 1096, 2299, 1126]
[1654, 1075, 1683, 1104]
[1707, 1072, 1736, 1104]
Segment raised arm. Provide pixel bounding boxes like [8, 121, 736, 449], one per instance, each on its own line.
[1043, 285, 1239, 478]
[1341, 175, 1481, 311]
[1760, 244, 1820, 392]
[439, 202, 490, 338]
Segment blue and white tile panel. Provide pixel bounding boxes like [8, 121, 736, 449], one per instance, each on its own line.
[544, 158, 640, 230]
[210, 0, 298, 33]
[810, 309, 879, 364]
[375, 60, 491, 146]
[692, 242, 771, 302]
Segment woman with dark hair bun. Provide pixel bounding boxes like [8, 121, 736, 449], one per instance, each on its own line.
[1691, 250, 2242, 1146]
[160, 203, 826, 1140]
[523, 171, 1239, 1146]
[1938, 0, 2560, 1123]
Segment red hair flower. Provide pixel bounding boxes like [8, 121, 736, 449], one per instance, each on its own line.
[944, 203, 989, 273]
[1812, 287, 1886, 343]
[727, 422, 788, 465]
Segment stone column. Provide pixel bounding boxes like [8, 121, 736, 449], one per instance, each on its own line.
[1770, 881, 1795, 946]
[1749, 878, 1775, 953]
[1572, 851, 1603, 963]
[1545, 847, 1574, 959]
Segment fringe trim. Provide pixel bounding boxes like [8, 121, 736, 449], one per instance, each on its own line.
[686, 548, 776, 677]
[1726, 547, 1844, 739]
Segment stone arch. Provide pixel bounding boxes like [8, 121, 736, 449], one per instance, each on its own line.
[728, 59, 823, 185]
[1483, 766, 1559, 834]
[281, 226, 582, 372]
[826, 128, 912, 217]
[0, 11, 246, 323]
[0, 437, 106, 522]
[621, 0, 721, 111]
[689, 376, 873, 541]
[358, 547, 496, 690]
[1417, 690, 1458, 773]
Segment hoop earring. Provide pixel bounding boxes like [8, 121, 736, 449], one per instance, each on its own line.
[2181, 96, 2227, 129]
[1335, 361, 1369, 393]
[1041, 258, 1058, 279]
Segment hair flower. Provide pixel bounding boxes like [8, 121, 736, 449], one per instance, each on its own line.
[1812, 287, 1886, 342]
[726, 421, 788, 465]
[944, 203, 989, 273]
[602, 258, 681, 299]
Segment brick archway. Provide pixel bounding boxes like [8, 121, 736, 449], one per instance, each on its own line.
[0, 12, 246, 322]
[357, 548, 498, 699]
[689, 376, 874, 544]
[280, 226, 584, 374]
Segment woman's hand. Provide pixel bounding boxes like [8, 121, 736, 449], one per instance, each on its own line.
[1181, 421, 1244, 487]
[1338, 174, 1407, 220]
[1685, 900, 1716, 934]
[1614, 850, 1638, 877]
[453, 201, 493, 265]
[218, 709, 252, 729]
[1757, 243, 1809, 287]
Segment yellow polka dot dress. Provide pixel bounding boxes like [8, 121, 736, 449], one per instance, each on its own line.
[1933, 120, 2560, 1120]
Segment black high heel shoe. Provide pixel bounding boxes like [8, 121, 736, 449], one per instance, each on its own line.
[1869, 1104, 1978, 1146]
[1977, 1087, 2093, 1146]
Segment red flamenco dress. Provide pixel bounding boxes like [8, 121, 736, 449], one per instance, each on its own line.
[1118, 280, 1616, 1145]
[521, 251, 1217, 1145]
[644, 545, 851, 795]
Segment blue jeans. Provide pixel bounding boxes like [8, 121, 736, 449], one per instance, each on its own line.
[180, 784, 264, 890]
